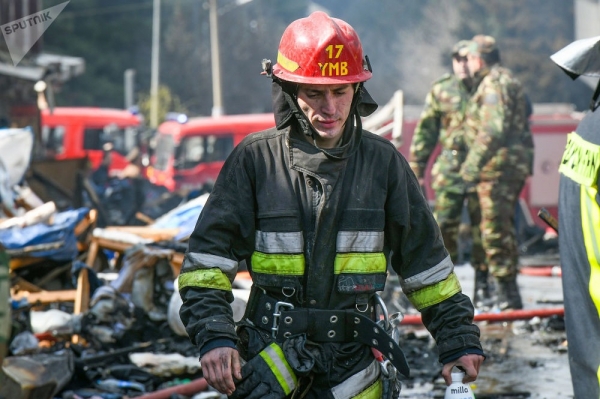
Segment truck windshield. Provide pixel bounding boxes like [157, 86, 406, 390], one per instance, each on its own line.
[174, 134, 234, 170]
[41, 125, 65, 156]
[154, 133, 175, 171]
[83, 125, 138, 156]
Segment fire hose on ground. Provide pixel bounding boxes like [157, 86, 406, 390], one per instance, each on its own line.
[134, 376, 208, 399]
[520, 265, 562, 277]
[400, 307, 564, 325]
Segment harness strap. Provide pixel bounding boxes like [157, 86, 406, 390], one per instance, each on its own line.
[247, 290, 410, 377]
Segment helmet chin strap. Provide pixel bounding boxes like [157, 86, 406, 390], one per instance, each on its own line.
[280, 85, 313, 138]
[281, 81, 365, 144]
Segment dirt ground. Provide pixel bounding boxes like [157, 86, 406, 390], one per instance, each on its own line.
[398, 263, 572, 399]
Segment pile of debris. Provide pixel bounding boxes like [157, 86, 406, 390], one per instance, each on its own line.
[0, 189, 222, 398]
[0, 128, 219, 397]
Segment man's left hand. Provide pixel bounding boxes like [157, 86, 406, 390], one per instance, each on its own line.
[441, 354, 485, 385]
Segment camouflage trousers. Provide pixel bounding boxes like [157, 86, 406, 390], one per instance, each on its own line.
[476, 178, 526, 278]
[433, 190, 485, 270]
[0, 250, 9, 364]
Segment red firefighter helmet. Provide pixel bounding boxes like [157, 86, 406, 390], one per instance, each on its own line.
[272, 11, 372, 84]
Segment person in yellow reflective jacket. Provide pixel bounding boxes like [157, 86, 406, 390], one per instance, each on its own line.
[551, 36, 600, 399]
[178, 12, 484, 399]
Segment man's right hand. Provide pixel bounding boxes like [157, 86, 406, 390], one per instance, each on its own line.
[201, 347, 242, 395]
[230, 342, 297, 399]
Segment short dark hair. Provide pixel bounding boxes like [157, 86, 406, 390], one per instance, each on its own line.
[470, 35, 501, 65]
[481, 48, 500, 65]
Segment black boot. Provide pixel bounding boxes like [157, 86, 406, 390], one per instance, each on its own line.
[495, 276, 523, 310]
[473, 268, 492, 309]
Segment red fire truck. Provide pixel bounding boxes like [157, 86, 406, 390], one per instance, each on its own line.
[39, 107, 144, 174]
[146, 113, 276, 193]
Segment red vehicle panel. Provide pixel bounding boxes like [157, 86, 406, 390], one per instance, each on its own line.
[40, 107, 143, 174]
[147, 113, 276, 192]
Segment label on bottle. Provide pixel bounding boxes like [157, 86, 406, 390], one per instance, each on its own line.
[444, 383, 475, 399]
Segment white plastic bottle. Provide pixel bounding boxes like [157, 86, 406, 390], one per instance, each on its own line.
[444, 369, 475, 399]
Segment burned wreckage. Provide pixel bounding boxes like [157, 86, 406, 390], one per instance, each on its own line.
[0, 127, 566, 398]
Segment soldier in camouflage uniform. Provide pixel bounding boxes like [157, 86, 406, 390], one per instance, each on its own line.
[458, 35, 534, 310]
[409, 41, 488, 306]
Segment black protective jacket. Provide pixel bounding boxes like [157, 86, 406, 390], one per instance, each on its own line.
[179, 116, 481, 358]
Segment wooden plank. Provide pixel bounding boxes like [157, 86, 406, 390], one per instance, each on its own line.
[104, 226, 180, 241]
[74, 210, 94, 236]
[96, 237, 133, 252]
[74, 268, 90, 314]
[11, 289, 77, 303]
[9, 256, 43, 271]
[11, 276, 44, 293]
[85, 239, 100, 268]
[0, 201, 56, 229]
[170, 252, 184, 276]
[135, 212, 155, 225]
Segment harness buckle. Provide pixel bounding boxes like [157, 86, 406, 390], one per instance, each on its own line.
[272, 301, 295, 338]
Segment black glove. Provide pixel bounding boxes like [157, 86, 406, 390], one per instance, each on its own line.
[230, 343, 297, 399]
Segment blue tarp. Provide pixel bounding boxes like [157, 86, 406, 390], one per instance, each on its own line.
[0, 208, 89, 261]
[152, 194, 208, 241]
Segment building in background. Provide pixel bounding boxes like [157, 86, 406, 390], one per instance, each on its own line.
[575, 0, 600, 90]
[0, 0, 84, 154]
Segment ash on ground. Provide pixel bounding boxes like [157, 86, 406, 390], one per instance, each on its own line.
[395, 315, 568, 398]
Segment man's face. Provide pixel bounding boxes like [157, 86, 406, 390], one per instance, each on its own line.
[452, 55, 469, 80]
[296, 83, 354, 148]
[467, 53, 483, 77]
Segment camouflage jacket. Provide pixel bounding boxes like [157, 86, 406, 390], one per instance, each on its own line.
[459, 64, 534, 183]
[409, 73, 471, 193]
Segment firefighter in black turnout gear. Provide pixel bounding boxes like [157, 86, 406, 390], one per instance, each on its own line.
[178, 11, 484, 398]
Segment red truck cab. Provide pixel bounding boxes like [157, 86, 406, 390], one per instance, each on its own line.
[522, 110, 583, 225]
[146, 113, 276, 193]
[40, 107, 144, 175]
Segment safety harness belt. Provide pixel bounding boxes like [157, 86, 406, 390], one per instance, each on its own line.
[247, 290, 410, 377]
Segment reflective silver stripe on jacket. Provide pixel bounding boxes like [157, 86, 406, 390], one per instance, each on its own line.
[401, 255, 454, 293]
[331, 359, 380, 399]
[182, 252, 238, 281]
[261, 345, 297, 392]
[255, 231, 303, 253]
[337, 231, 384, 253]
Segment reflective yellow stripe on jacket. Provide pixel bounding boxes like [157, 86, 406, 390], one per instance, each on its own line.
[259, 343, 297, 394]
[330, 359, 381, 399]
[581, 185, 600, 321]
[334, 231, 387, 294]
[559, 132, 600, 187]
[251, 230, 388, 294]
[178, 252, 238, 292]
[251, 231, 305, 276]
[401, 255, 461, 311]
[334, 231, 386, 274]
